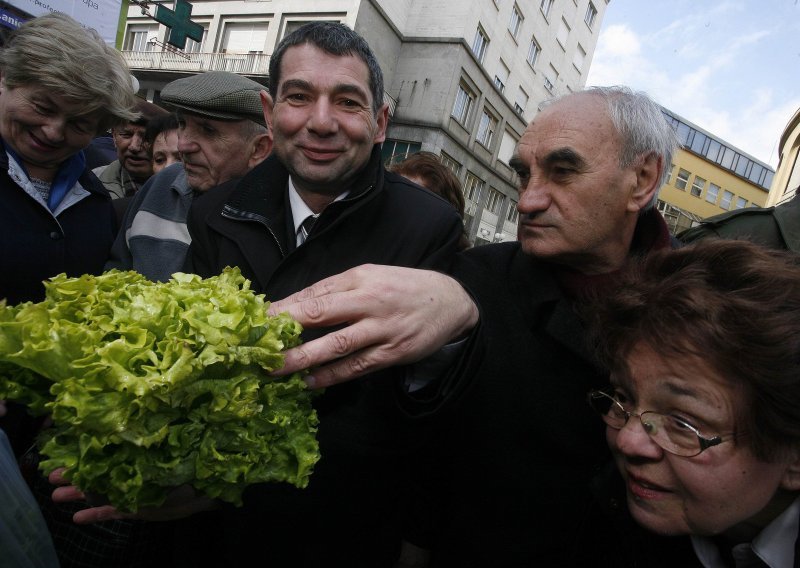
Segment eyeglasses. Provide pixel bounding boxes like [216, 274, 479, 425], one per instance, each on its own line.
[586, 389, 737, 457]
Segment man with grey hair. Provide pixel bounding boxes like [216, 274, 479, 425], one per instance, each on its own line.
[105, 71, 271, 282]
[268, 85, 679, 565]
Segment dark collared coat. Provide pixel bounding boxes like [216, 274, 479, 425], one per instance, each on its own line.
[185, 146, 463, 567]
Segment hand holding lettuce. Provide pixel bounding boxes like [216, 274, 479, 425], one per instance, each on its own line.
[0, 268, 320, 513]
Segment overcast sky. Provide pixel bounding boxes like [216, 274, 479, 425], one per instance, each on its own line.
[586, 0, 800, 168]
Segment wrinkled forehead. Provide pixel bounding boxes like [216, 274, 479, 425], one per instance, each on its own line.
[521, 94, 618, 153]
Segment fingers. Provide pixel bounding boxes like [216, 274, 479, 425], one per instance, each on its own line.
[72, 505, 125, 525]
[52, 484, 85, 503]
[274, 322, 373, 377]
[268, 269, 360, 318]
[48, 467, 71, 486]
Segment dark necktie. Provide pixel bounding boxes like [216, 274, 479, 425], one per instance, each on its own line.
[299, 214, 318, 244]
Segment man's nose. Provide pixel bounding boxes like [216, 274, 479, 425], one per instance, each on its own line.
[307, 98, 337, 135]
[177, 131, 197, 154]
[516, 175, 551, 214]
[128, 132, 145, 152]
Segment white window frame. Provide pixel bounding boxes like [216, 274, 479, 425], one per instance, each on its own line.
[527, 36, 541, 68]
[585, 2, 598, 29]
[706, 183, 720, 204]
[720, 190, 734, 210]
[476, 109, 498, 148]
[485, 187, 505, 214]
[508, 4, 524, 39]
[452, 83, 476, 126]
[675, 168, 690, 190]
[464, 172, 484, 204]
[690, 176, 706, 197]
[540, 0, 554, 19]
[472, 25, 490, 63]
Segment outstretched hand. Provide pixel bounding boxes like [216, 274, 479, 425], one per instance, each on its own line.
[49, 468, 220, 524]
[268, 264, 479, 388]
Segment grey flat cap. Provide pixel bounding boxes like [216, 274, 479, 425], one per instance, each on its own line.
[160, 71, 266, 126]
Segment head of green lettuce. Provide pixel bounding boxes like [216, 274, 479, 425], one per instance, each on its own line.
[0, 267, 319, 512]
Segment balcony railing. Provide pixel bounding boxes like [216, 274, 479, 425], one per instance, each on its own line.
[122, 50, 270, 75]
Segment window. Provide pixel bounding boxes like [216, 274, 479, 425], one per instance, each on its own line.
[527, 36, 541, 68]
[557, 19, 570, 49]
[221, 22, 268, 53]
[494, 60, 510, 93]
[498, 130, 517, 165]
[720, 147, 736, 169]
[514, 87, 529, 116]
[720, 190, 734, 210]
[464, 172, 484, 204]
[665, 164, 675, 184]
[690, 176, 705, 197]
[476, 109, 498, 148]
[706, 183, 720, 204]
[675, 168, 690, 190]
[544, 65, 558, 94]
[182, 28, 207, 53]
[508, 4, 523, 39]
[506, 201, 519, 223]
[452, 83, 476, 125]
[126, 24, 158, 51]
[381, 139, 421, 165]
[735, 197, 747, 209]
[585, 2, 598, 29]
[486, 188, 505, 214]
[540, 0, 554, 19]
[472, 25, 490, 63]
[440, 151, 463, 177]
[573, 44, 586, 73]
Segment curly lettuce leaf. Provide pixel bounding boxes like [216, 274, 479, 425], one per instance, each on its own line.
[0, 267, 319, 512]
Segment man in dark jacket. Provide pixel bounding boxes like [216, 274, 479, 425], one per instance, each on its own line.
[185, 22, 462, 567]
[268, 86, 679, 566]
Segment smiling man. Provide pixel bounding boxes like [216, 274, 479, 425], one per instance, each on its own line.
[185, 22, 462, 567]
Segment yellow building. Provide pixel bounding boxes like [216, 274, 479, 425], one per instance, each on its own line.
[655, 108, 774, 234]
[767, 106, 800, 206]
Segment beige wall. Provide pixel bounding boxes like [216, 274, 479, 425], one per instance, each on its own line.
[767, 107, 800, 206]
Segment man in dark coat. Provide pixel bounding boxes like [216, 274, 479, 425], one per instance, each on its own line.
[268, 86, 679, 566]
[184, 22, 462, 567]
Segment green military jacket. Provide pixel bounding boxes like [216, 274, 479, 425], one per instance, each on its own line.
[679, 195, 800, 252]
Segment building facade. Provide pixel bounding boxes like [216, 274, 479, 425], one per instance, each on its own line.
[656, 108, 774, 235]
[120, 0, 609, 245]
[767, 106, 800, 206]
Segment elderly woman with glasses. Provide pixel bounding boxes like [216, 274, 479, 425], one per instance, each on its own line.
[584, 239, 800, 567]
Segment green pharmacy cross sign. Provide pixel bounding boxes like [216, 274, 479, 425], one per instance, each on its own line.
[154, 0, 203, 50]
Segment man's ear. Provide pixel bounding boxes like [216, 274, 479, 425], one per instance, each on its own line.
[627, 151, 662, 213]
[260, 90, 273, 130]
[248, 131, 272, 167]
[780, 453, 800, 492]
[373, 102, 389, 145]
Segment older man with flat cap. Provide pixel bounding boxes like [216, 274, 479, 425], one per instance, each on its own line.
[105, 71, 272, 282]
